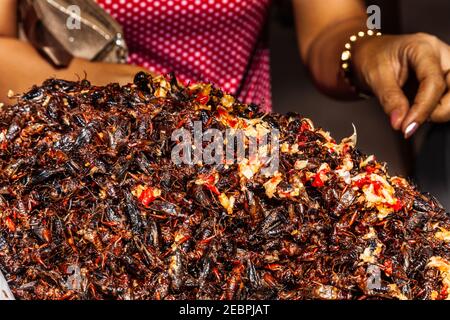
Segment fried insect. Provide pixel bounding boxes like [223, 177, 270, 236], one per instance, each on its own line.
[0, 73, 449, 300]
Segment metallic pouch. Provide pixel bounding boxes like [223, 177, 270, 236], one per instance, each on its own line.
[18, 0, 128, 68]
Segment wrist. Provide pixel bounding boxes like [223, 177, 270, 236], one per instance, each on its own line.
[305, 17, 372, 99]
[340, 30, 382, 98]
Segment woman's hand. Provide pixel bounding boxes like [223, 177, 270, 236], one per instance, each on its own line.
[352, 33, 450, 138]
[0, 39, 151, 104]
[66, 58, 151, 87]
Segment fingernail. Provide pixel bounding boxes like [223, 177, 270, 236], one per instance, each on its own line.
[404, 122, 419, 139]
[390, 109, 402, 129]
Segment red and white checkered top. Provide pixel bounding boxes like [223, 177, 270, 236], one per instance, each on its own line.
[96, 0, 272, 111]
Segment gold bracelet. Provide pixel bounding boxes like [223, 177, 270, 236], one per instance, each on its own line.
[340, 29, 382, 99]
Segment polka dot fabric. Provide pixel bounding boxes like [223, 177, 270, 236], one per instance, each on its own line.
[96, 0, 272, 111]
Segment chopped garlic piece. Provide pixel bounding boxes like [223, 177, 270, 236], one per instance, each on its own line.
[352, 173, 397, 218]
[238, 159, 262, 180]
[195, 172, 219, 185]
[220, 94, 235, 109]
[335, 168, 351, 184]
[294, 160, 308, 170]
[360, 155, 375, 168]
[263, 172, 283, 198]
[388, 284, 408, 300]
[313, 284, 342, 300]
[174, 230, 189, 244]
[390, 176, 409, 188]
[427, 256, 450, 300]
[131, 185, 161, 200]
[435, 227, 450, 242]
[154, 87, 167, 98]
[280, 143, 289, 153]
[318, 163, 330, 172]
[362, 227, 377, 240]
[153, 188, 162, 197]
[317, 129, 333, 142]
[278, 186, 302, 199]
[244, 126, 258, 138]
[132, 184, 147, 198]
[341, 155, 354, 171]
[359, 242, 383, 264]
[376, 205, 394, 220]
[0, 130, 6, 143]
[335, 156, 353, 185]
[280, 142, 299, 154]
[219, 193, 235, 214]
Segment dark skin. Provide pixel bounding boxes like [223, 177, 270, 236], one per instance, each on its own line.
[293, 0, 450, 137]
[0, 0, 148, 102]
[1, 0, 449, 138]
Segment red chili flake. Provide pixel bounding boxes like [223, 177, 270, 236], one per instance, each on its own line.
[265, 263, 283, 271]
[353, 176, 382, 196]
[0, 141, 7, 150]
[388, 199, 404, 212]
[102, 220, 118, 227]
[5, 217, 16, 232]
[95, 255, 102, 266]
[354, 176, 371, 188]
[205, 184, 220, 195]
[372, 181, 382, 195]
[199, 235, 215, 245]
[296, 134, 308, 143]
[196, 93, 209, 105]
[202, 174, 216, 185]
[176, 118, 186, 128]
[440, 285, 448, 300]
[353, 178, 365, 189]
[216, 107, 228, 118]
[42, 228, 52, 242]
[312, 169, 328, 187]
[212, 267, 221, 281]
[138, 188, 158, 207]
[365, 165, 377, 174]
[383, 260, 393, 276]
[300, 121, 311, 132]
[312, 175, 324, 187]
[298, 172, 308, 184]
[227, 118, 239, 128]
[176, 235, 191, 245]
[342, 144, 351, 154]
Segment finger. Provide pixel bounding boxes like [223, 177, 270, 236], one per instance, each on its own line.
[367, 64, 409, 130]
[401, 43, 447, 138]
[430, 71, 450, 122]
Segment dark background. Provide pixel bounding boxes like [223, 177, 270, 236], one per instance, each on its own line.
[269, 0, 450, 177]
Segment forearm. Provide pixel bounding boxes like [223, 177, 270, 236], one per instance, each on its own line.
[0, 38, 146, 104]
[292, 0, 368, 99]
[302, 17, 368, 99]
